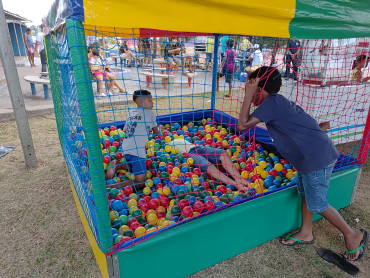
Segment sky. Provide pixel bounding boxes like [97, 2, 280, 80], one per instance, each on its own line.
[3, 0, 55, 26]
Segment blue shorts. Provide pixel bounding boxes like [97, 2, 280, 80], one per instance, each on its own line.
[124, 154, 147, 176]
[187, 146, 225, 173]
[217, 67, 234, 83]
[296, 161, 336, 213]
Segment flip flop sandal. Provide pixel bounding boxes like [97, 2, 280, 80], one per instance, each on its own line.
[345, 229, 369, 261]
[280, 234, 314, 246]
[317, 248, 359, 276]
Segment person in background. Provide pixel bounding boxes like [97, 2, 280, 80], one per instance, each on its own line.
[141, 38, 152, 67]
[205, 36, 214, 70]
[350, 55, 370, 82]
[220, 35, 230, 61]
[165, 37, 182, 71]
[245, 44, 263, 73]
[120, 41, 137, 67]
[35, 28, 48, 78]
[24, 28, 36, 67]
[240, 36, 251, 57]
[283, 39, 301, 81]
[216, 39, 235, 98]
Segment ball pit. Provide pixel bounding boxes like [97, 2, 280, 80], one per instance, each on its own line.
[99, 119, 297, 247]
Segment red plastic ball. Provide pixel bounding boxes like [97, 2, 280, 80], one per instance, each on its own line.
[193, 201, 204, 213]
[204, 200, 215, 211]
[182, 206, 193, 218]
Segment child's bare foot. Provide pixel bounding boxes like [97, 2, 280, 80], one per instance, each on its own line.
[344, 229, 367, 261]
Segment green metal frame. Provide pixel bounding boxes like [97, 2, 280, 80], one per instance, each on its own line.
[65, 19, 112, 253]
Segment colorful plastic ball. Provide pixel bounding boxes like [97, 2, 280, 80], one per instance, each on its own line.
[273, 180, 282, 187]
[264, 179, 273, 188]
[226, 184, 235, 191]
[112, 200, 124, 211]
[143, 187, 151, 195]
[193, 201, 204, 213]
[268, 186, 277, 191]
[182, 206, 194, 218]
[274, 163, 283, 171]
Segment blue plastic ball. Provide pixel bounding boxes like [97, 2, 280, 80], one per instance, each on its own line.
[268, 186, 277, 191]
[112, 228, 119, 235]
[171, 185, 180, 194]
[215, 191, 222, 197]
[174, 123, 180, 129]
[118, 209, 128, 216]
[158, 166, 166, 172]
[257, 146, 264, 152]
[204, 196, 214, 203]
[181, 166, 188, 173]
[291, 176, 297, 183]
[214, 201, 223, 207]
[106, 179, 116, 185]
[273, 180, 282, 187]
[111, 200, 123, 211]
[226, 184, 235, 191]
[171, 216, 180, 222]
[189, 196, 197, 206]
[284, 164, 292, 169]
[152, 192, 160, 199]
[264, 179, 273, 188]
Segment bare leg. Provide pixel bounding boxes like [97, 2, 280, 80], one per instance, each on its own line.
[96, 75, 104, 96]
[30, 53, 35, 66]
[219, 153, 248, 189]
[216, 77, 220, 91]
[207, 164, 241, 188]
[281, 197, 314, 244]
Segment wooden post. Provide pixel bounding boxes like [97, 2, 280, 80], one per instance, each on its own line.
[0, 0, 37, 167]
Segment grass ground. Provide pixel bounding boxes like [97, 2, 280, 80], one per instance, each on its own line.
[0, 111, 368, 278]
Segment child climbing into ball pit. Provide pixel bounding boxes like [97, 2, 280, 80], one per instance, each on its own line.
[167, 138, 249, 192]
[106, 90, 161, 190]
[237, 66, 368, 261]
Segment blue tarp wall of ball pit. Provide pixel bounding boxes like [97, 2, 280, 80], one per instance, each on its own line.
[97, 109, 360, 253]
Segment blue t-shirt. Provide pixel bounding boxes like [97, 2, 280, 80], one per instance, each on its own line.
[221, 36, 229, 54]
[251, 94, 339, 172]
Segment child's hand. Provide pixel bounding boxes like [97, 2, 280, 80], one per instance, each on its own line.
[244, 77, 260, 97]
[319, 121, 330, 132]
[160, 125, 165, 132]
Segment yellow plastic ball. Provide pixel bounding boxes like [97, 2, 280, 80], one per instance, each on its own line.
[147, 213, 158, 225]
[169, 200, 176, 206]
[234, 137, 240, 144]
[286, 172, 294, 180]
[191, 178, 200, 185]
[118, 225, 130, 234]
[163, 187, 171, 196]
[146, 171, 153, 179]
[127, 199, 137, 208]
[146, 209, 156, 216]
[187, 158, 194, 165]
[169, 173, 178, 181]
[241, 171, 249, 179]
[135, 226, 146, 237]
[145, 179, 154, 188]
[173, 134, 179, 139]
[129, 193, 138, 200]
[274, 163, 283, 172]
[143, 187, 151, 195]
[261, 171, 269, 179]
[164, 145, 172, 153]
[259, 161, 267, 169]
[146, 227, 157, 234]
[110, 210, 119, 222]
[165, 136, 172, 143]
[214, 133, 220, 139]
[158, 218, 169, 227]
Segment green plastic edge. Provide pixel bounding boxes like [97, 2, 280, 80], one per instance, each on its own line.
[113, 166, 360, 278]
[44, 34, 64, 148]
[65, 19, 112, 253]
[290, 0, 370, 39]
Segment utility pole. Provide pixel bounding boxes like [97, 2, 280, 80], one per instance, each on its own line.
[0, 0, 37, 167]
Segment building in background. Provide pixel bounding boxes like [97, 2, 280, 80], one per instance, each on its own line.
[5, 10, 30, 57]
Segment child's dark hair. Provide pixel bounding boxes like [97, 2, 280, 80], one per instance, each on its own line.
[352, 55, 368, 69]
[91, 49, 99, 56]
[133, 90, 152, 102]
[248, 66, 282, 94]
[226, 39, 234, 48]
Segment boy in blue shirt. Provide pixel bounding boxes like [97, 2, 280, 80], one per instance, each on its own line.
[237, 66, 368, 261]
[106, 90, 160, 190]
